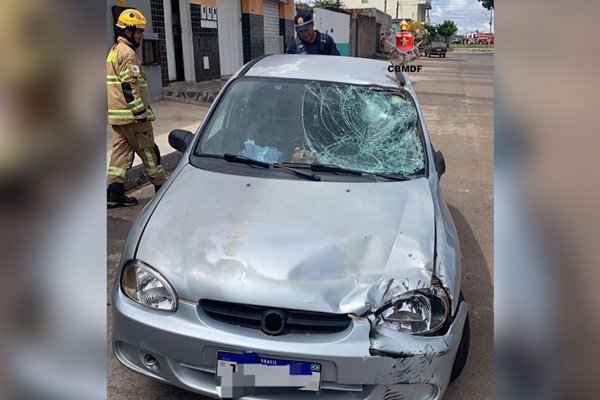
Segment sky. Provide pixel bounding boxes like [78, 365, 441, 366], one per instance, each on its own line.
[304, 0, 494, 35]
[428, 0, 494, 34]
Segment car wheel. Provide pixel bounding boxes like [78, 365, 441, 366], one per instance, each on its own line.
[450, 294, 470, 382]
[443, 54, 446, 58]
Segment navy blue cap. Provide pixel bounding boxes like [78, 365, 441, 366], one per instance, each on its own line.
[294, 12, 314, 31]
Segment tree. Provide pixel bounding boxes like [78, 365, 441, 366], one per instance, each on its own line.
[478, 0, 494, 10]
[406, 21, 428, 45]
[436, 20, 458, 45]
[313, 0, 346, 8]
[295, 2, 312, 12]
[424, 23, 439, 44]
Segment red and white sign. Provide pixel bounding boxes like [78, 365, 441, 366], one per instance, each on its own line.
[395, 32, 414, 54]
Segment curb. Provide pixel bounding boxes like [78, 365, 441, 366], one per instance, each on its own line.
[450, 48, 495, 53]
[124, 151, 183, 192]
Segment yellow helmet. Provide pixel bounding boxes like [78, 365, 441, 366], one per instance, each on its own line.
[116, 9, 147, 30]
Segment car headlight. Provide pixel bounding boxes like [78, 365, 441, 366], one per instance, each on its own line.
[121, 260, 177, 311]
[374, 281, 449, 335]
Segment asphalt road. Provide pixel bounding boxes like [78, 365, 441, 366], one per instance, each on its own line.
[107, 51, 494, 399]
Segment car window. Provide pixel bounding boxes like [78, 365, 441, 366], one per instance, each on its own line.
[432, 42, 445, 47]
[197, 79, 426, 176]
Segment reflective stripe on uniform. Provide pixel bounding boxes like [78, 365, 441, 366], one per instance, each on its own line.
[128, 97, 145, 113]
[144, 149, 156, 168]
[146, 108, 155, 120]
[139, 78, 148, 88]
[107, 75, 121, 85]
[108, 166, 127, 179]
[108, 109, 134, 119]
[108, 110, 134, 124]
[143, 149, 164, 176]
[119, 70, 130, 80]
[147, 164, 164, 176]
[106, 51, 117, 63]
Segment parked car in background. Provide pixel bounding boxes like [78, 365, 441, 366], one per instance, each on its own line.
[451, 36, 463, 44]
[112, 55, 470, 400]
[426, 41, 448, 57]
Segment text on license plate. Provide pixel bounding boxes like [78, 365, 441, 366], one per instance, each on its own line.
[216, 351, 322, 398]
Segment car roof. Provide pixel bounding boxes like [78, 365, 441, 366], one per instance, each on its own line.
[240, 55, 405, 89]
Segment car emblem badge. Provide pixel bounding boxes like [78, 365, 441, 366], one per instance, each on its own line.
[261, 310, 286, 336]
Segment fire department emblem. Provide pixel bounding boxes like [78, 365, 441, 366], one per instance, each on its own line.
[395, 31, 414, 54]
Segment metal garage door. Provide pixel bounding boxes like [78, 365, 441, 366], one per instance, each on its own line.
[217, 0, 243, 76]
[263, 0, 283, 54]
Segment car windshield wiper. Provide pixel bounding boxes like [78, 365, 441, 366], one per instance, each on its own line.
[222, 154, 321, 181]
[309, 164, 409, 181]
[223, 153, 271, 168]
[273, 164, 321, 181]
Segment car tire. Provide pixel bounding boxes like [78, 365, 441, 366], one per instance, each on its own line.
[443, 54, 446, 58]
[450, 293, 470, 382]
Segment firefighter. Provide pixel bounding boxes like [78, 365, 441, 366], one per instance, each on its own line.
[106, 9, 166, 208]
[286, 11, 340, 56]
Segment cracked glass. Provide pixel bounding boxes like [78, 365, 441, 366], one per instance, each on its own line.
[198, 79, 426, 175]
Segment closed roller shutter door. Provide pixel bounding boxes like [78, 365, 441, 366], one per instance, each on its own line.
[263, 0, 283, 54]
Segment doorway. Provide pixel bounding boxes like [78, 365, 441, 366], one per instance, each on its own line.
[171, 0, 185, 81]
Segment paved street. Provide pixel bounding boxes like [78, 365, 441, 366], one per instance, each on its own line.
[107, 52, 493, 399]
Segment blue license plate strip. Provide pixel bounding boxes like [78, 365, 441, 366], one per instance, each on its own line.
[216, 351, 321, 398]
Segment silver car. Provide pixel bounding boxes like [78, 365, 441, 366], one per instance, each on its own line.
[112, 55, 470, 399]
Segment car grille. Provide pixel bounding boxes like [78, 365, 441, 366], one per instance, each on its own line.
[199, 299, 352, 335]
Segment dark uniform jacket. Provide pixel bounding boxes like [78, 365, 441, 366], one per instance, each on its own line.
[286, 30, 341, 55]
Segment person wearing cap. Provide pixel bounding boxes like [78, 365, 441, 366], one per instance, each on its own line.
[286, 12, 340, 56]
[106, 9, 166, 208]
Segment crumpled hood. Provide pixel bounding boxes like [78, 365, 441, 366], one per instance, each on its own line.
[137, 165, 436, 315]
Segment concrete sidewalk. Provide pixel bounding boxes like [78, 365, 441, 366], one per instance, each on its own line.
[106, 100, 211, 189]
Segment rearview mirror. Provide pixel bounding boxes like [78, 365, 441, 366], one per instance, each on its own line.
[434, 150, 446, 178]
[168, 129, 194, 152]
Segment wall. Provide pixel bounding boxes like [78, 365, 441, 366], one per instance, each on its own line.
[313, 8, 350, 56]
[348, 7, 390, 54]
[280, 1, 295, 52]
[344, 0, 423, 21]
[241, 0, 265, 63]
[106, 0, 163, 100]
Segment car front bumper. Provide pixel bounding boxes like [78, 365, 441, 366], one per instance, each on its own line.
[112, 288, 468, 400]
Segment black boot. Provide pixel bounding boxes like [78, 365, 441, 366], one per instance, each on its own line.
[107, 182, 138, 208]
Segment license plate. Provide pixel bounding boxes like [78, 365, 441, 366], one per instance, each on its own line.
[216, 351, 322, 398]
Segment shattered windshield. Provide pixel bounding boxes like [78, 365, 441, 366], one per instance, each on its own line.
[197, 79, 426, 175]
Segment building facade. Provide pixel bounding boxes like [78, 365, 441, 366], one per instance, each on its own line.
[106, 0, 296, 95]
[344, 0, 431, 23]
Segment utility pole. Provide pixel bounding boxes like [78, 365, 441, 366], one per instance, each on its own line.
[489, 8, 493, 33]
[396, 1, 399, 19]
[384, 0, 387, 14]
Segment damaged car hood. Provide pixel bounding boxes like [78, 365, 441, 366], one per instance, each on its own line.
[136, 165, 436, 315]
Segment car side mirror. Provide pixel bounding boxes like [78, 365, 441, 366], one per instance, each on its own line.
[168, 129, 194, 152]
[434, 150, 446, 178]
